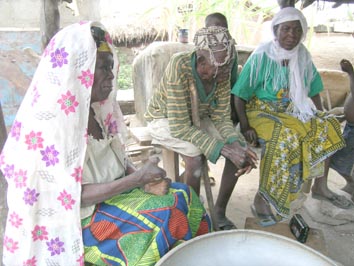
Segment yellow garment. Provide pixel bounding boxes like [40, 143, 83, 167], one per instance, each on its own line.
[97, 42, 111, 52]
[247, 97, 345, 217]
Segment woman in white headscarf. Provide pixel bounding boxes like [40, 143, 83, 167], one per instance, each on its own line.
[0, 21, 210, 266]
[232, 7, 352, 225]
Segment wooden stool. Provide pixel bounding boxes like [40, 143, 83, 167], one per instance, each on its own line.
[161, 148, 218, 231]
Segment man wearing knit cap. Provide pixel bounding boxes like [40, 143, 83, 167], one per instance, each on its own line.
[145, 26, 258, 230]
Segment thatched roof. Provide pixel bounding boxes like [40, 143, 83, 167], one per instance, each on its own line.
[100, 0, 171, 47]
[102, 18, 168, 47]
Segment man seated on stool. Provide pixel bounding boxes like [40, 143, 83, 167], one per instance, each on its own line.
[145, 26, 258, 230]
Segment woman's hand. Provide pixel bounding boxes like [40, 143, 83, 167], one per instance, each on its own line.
[143, 178, 171, 196]
[137, 156, 171, 196]
[234, 96, 259, 146]
[240, 126, 258, 147]
[137, 156, 167, 185]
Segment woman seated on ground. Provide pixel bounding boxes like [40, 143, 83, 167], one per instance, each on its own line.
[0, 21, 210, 266]
[232, 7, 352, 226]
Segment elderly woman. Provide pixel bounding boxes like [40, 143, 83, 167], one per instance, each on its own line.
[232, 7, 352, 226]
[145, 26, 258, 230]
[0, 22, 210, 266]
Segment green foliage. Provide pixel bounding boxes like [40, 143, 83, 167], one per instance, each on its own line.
[116, 48, 133, 90]
[141, 0, 279, 45]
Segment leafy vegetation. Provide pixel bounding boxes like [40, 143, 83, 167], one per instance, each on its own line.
[116, 48, 133, 90]
[142, 0, 279, 45]
[116, 1, 280, 90]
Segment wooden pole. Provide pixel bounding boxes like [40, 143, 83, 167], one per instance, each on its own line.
[0, 103, 8, 262]
[40, 0, 61, 51]
[190, 84, 219, 231]
[0, 103, 7, 152]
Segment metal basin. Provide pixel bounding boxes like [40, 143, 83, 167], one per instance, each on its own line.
[156, 230, 339, 266]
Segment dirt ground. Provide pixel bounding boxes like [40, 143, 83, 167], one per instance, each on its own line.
[309, 32, 354, 70]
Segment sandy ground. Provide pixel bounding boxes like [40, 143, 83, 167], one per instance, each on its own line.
[309, 33, 354, 71]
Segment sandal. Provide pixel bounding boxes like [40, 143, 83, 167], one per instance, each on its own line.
[312, 192, 354, 209]
[251, 204, 277, 227]
[209, 176, 216, 186]
[217, 216, 237, 230]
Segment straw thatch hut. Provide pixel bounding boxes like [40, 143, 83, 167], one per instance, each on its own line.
[100, 0, 175, 48]
[102, 16, 169, 48]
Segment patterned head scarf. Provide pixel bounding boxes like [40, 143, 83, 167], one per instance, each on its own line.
[250, 7, 316, 122]
[193, 26, 236, 67]
[0, 21, 126, 265]
[91, 26, 112, 53]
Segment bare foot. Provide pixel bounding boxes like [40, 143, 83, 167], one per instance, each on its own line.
[311, 182, 335, 199]
[342, 183, 354, 195]
[311, 187, 353, 209]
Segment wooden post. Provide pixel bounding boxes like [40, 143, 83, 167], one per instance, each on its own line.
[39, 0, 73, 51]
[190, 84, 219, 231]
[40, 0, 60, 51]
[0, 103, 7, 152]
[162, 149, 180, 182]
[0, 102, 8, 261]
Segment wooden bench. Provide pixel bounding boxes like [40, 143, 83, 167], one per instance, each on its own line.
[129, 127, 181, 180]
[126, 144, 154, 165]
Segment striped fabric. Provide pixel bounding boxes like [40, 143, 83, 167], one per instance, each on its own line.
[145, 52, 241, 163]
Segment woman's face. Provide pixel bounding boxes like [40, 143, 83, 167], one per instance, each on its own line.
[91, 52, 114, 103]
[275, 20, 303, 50]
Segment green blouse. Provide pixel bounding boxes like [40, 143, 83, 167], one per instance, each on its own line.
[232, 53, 323, 102]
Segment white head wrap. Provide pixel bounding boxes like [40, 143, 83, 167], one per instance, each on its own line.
[271, 7, 308, 42]
[251, 7, 316, 122]
[0, 21, 126, 265]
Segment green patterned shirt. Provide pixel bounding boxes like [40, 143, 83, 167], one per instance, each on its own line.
[145, 51, 242, 163]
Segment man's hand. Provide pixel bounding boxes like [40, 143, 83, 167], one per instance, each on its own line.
[221, 141, 258, 173]
[235, 148, 259, 177]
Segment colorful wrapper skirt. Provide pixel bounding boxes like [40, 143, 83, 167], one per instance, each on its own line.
[82, 182, 210, 266]
[246, 97, 345, 217]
